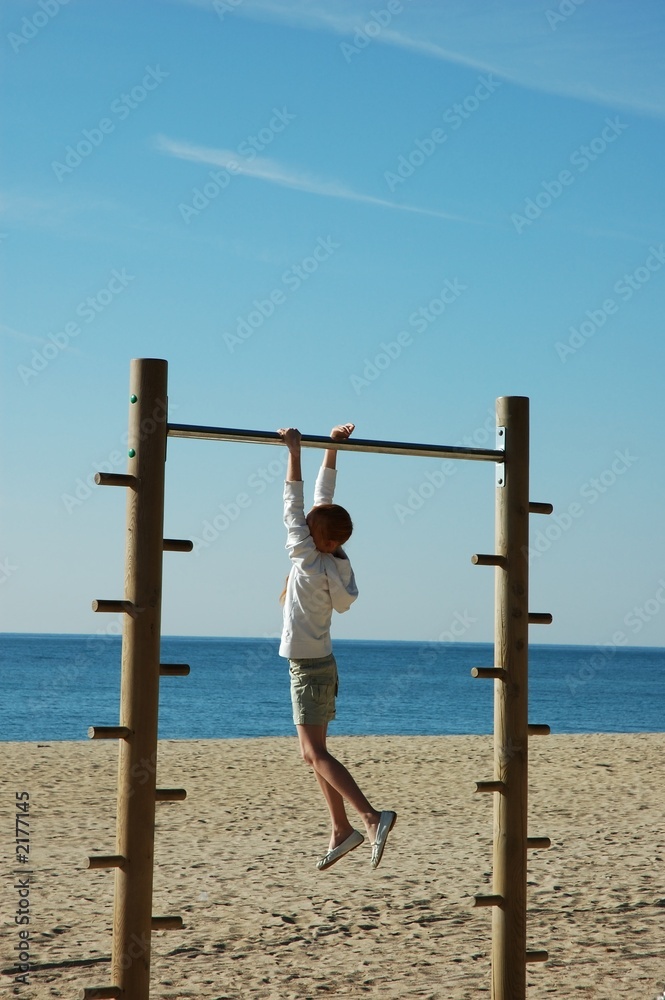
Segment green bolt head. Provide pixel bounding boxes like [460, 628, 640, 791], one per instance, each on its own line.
[128, 448, 136, 458]
[130, 394, 138, 404]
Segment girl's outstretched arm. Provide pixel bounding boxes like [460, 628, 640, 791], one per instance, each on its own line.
[277, 427, 302, 481]
[323, 423, 355, 470]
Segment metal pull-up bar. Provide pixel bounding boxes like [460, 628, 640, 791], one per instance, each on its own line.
[167, 423, 503, 463]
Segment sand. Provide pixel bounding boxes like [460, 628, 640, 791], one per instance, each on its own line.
[1, 734, 664, 999]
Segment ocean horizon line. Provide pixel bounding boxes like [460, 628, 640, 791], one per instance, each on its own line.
[2, 631, 663, 652]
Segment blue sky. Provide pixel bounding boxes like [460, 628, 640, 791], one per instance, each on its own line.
[2, 0, 664, 647]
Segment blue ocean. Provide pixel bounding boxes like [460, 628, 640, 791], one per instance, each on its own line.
[0, 634, 663, 742]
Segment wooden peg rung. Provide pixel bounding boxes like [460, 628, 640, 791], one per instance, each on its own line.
[94, 472, 138, 488]
[91, 599, 138, 616]
[475, 780, 506, 794]
[156, 788, 187, 802]
[159, 663, 190, 676]
[87, 726, 131, 740]
[151, 915, 183, 930]
[526, 950, 549, 963]
[529, 501, 553, 514]
[86, 854, 127, 870]
[471, 553, 507, 567]
[528, 724, 551, 736]
[527, 837, 551, 850]
[163, 538, 193, 552]
[471, 667, 506, 680]
[528, 612, 552, 625]
[473, 894, 503, 908]
[79, 988, 122, 1000]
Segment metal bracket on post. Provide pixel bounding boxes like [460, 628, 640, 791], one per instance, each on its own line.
[496, 426, 506, 487]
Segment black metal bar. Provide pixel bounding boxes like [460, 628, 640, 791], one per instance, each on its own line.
[167, 423, 503, 463]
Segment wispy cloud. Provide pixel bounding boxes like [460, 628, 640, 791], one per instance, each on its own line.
[154, 134, 482, 225]
[174, 0, 665, 119]
[0, 321, 83, 359]
[180, 0, 497, 74]
[0, 323, 45, 346]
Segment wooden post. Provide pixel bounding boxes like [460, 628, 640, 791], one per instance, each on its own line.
[113, 358, 168, 998]
[492, 396, 529, 1000]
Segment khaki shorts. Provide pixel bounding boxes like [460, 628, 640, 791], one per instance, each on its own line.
[289, 653, 338, 726]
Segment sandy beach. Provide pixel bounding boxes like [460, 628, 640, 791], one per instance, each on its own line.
[1, 733, 664, 999]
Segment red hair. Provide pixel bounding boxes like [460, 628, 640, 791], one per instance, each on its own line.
[306, 504, 353, 545]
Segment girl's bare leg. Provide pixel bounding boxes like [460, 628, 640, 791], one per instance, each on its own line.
[296, 723, 381, 847]
[312, 770, 354, 850]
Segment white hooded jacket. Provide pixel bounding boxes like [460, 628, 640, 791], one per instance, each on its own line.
[279, 466, 358, 659]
